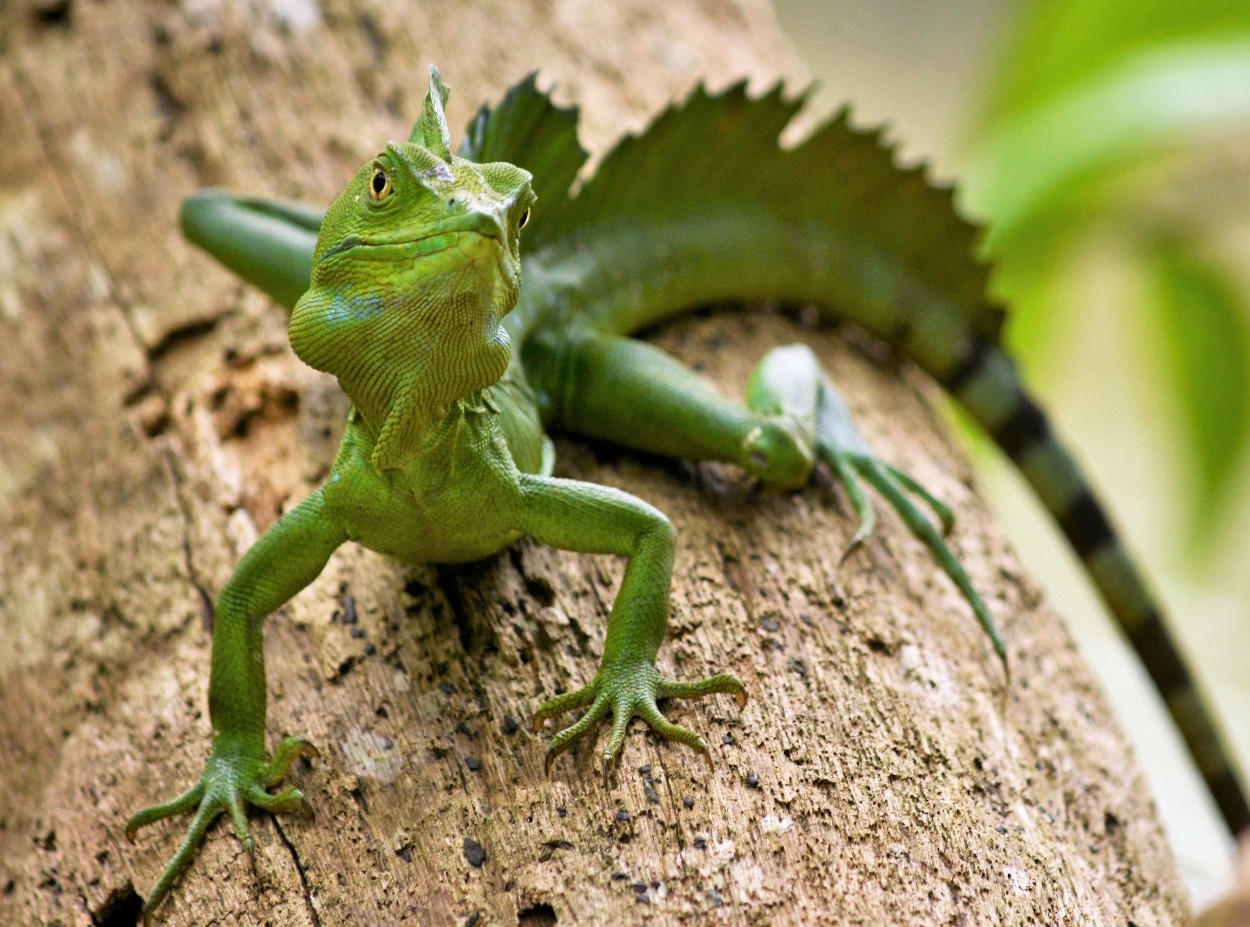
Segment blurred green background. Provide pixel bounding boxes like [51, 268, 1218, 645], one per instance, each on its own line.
[772, 0, 1250, 903]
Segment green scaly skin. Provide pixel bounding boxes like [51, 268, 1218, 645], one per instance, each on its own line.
[128, 67, 1248, 920]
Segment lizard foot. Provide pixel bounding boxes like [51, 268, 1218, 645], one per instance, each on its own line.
[813, 376, 1006, 668]
[126, 735, 319, 922]
[532, 663, 745, 780]
[747, 345, 1004, 668]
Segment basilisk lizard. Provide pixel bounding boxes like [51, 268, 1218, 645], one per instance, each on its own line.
[127, 67, 1249, 918]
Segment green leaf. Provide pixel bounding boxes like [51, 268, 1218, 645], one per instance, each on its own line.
[976, 0, 1250, 128]
[963, 34, 1250, 252]
[1147, 239, 1250, 556]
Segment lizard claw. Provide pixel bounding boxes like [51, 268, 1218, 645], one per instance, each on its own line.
[536, 666, 745, 776]
[127, 734, 318, 920]
[813, 380, 1005, 668]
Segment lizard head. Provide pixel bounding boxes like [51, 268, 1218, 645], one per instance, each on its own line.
[290, 67, 536, 470]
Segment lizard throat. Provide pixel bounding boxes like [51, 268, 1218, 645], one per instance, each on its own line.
[290, 285, 514, 470]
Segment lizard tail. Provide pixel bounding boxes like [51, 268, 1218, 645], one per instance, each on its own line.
[940, 336, 1249, 834]
[179, 191, 320, 312]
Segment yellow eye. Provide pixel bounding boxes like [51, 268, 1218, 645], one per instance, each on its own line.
[369, 168, 392, 201]
[517, 207, 530, 230]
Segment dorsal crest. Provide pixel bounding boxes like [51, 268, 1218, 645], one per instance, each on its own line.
[413, 65, 453, 160]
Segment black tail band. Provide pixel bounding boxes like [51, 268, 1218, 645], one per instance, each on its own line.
[1058, 493, 1116, 560]
[994, 395, 1050, 460]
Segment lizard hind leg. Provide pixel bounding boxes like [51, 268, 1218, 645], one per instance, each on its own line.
[531, 328, 1002, 666]
[746, 344, 1006, 667]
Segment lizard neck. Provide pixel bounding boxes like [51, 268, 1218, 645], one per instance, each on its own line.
[291, 286, 513, 471]
[351, 388, 496, 474]
[342, 330, 511, 471]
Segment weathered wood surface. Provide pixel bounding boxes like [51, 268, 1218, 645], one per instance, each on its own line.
[0, 1, 1189, 925]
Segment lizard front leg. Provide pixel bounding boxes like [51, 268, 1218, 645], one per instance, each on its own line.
[128, 489, 347, 921]
[519, 473, 745, 777]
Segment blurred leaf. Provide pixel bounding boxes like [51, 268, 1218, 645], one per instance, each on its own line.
[976, 0, 1250, 128]
[977, 219, 1080, 372]
[960, 0, 1250, 564]
[1147, 239, 1250, 557]
[963, 35, 1250, 253]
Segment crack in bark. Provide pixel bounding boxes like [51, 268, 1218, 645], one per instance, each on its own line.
[144, 315, 222, 362]
[716, 542, 755, 622]
[271, 818, 322, 927]
[160, 447, 216, 630]
[434, 565, 476, 656]
[77, 883, 144, 927]
[508, 545, 557, 609]
[567, 553, 609, 657]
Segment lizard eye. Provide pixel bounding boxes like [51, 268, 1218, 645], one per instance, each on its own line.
[369, 168, 392, 202]
[517, 207, 530, 230]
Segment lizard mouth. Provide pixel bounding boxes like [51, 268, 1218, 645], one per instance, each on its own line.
[319, 222, 518, 294]
[319, 212, 507, 263]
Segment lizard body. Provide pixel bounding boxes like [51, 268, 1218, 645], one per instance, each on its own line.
[128, 68, 1248, 919]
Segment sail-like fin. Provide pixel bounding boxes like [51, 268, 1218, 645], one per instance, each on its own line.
[458, 72, 588, 237]
[534, 81, 1004, 342]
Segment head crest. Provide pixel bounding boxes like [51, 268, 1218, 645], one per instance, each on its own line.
[412, 65, 453, 160]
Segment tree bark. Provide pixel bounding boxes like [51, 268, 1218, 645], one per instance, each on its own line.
[0, 1, 1190, 925]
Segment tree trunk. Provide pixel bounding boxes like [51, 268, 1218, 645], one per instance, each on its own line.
[0, 1, 1190, 925]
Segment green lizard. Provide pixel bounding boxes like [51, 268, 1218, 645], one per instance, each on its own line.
[127, 67, 1249, 918]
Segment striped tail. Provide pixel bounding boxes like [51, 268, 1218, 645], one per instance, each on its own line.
[942, 338, 1249, 834]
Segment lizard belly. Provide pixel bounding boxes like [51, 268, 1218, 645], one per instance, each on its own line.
[323, 404, 527, 565]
